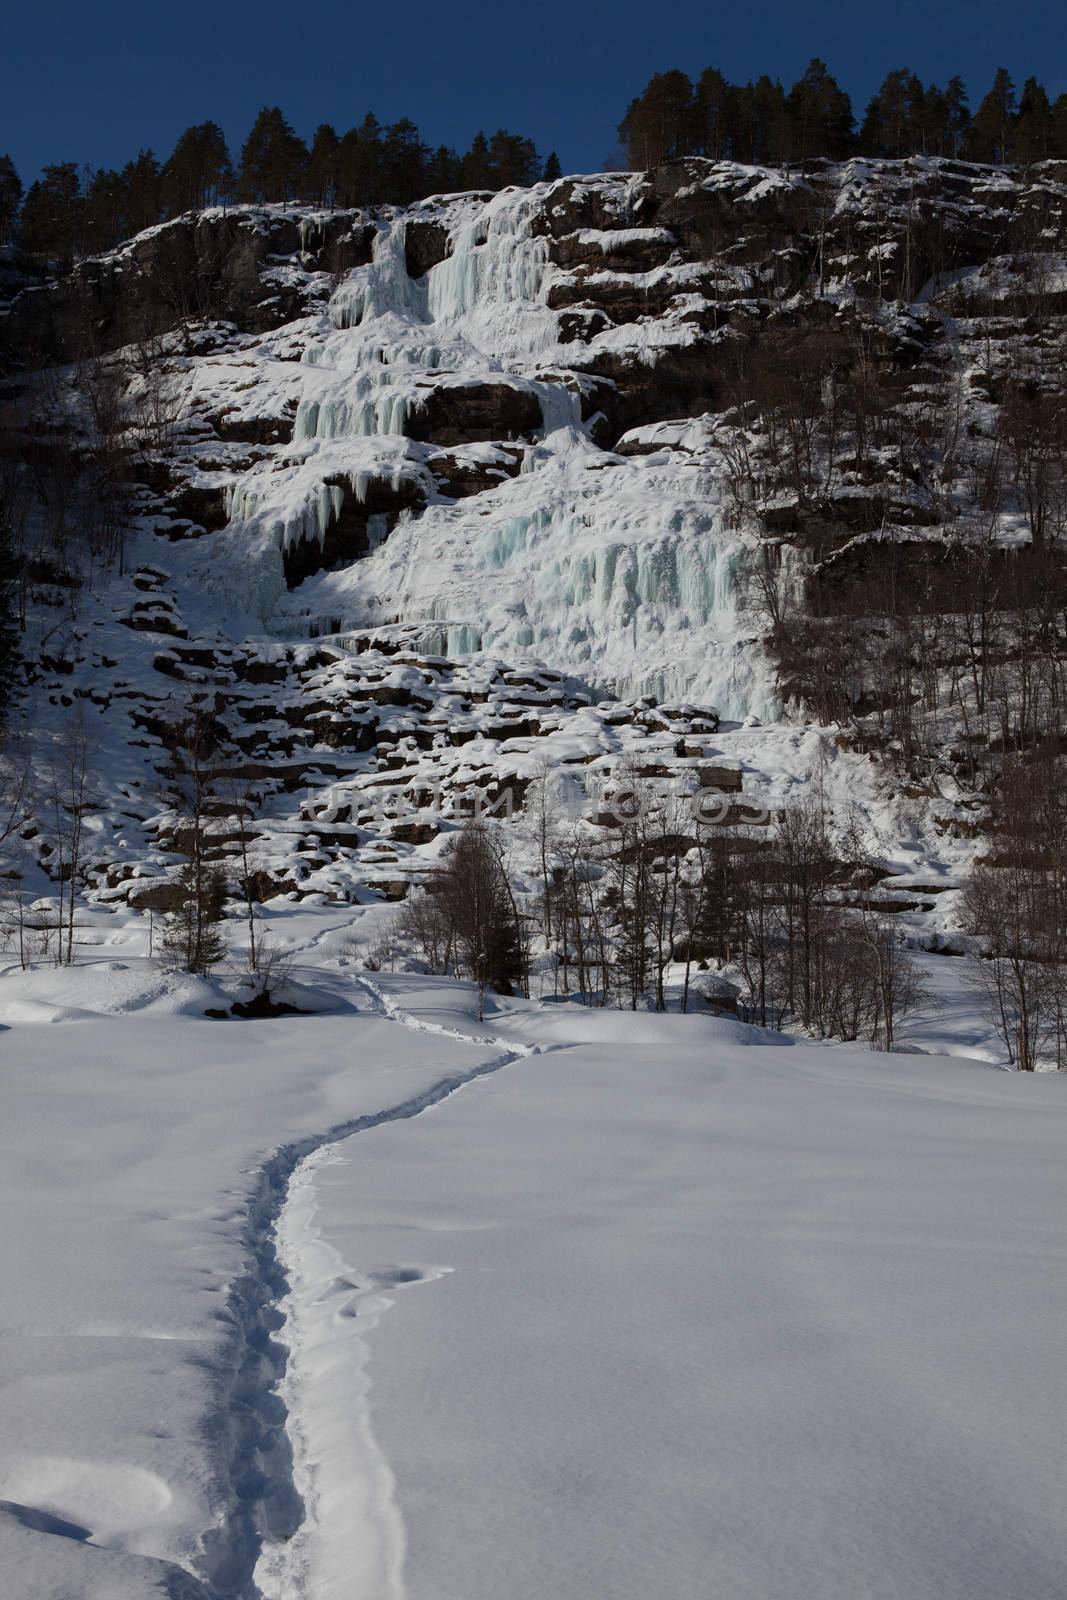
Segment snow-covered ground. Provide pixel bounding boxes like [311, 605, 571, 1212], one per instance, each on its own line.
[2, 945, 1065, 1600]
[0, 953, 518, 1598]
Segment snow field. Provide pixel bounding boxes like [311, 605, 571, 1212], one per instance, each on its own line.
[0, 957, 511, 1599]
[265, 983, 1067, 1600]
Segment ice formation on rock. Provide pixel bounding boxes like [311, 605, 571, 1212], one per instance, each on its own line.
[220, 182, 772, 716]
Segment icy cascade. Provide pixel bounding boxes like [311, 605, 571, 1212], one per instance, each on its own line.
[227, 477, 346, 557]
[294, 222, 439, 442]
[295, 384, 412, 442]
[426, 194, 550, 322]
[221, 181, 772, 717]
[289, 450, 782, 718]
[331, 218, 427, 329]
[295, 195, 560, 446]
[225, 195, 570, 561]
[224, 456, 412, 562]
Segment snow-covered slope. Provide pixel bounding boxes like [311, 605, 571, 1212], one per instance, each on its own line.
[5, 156, 1067, 1600]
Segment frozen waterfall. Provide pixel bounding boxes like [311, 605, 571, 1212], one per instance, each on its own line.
[223, 184, 773, 717]
[426, 198, 550, 322]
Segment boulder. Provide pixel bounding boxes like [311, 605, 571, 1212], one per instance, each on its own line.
[406, 381, 543, 446]
[127, 880, 185, 912]
[428, 446, 523, 499]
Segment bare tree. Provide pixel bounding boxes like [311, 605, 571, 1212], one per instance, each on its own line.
[39, 710, 93, 965]
[427, 822, 524, 1020]
[158, 708, 229, 975]
[962, 751, 1067, 1069]
[223, 776, 264, 977]
[0, 741, 35, 969]
[858, 906, 929, 1051]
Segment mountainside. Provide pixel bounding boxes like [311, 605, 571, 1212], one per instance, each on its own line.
[6, 141, 1067, 1600]
[4, 154, 1067, 969]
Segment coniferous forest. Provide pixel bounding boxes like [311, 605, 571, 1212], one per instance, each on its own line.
[0, 62, 1064, 268]
[0, 112, 552, 268]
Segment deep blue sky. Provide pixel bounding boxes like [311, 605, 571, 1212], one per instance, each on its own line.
[3, 0, 1066, 184]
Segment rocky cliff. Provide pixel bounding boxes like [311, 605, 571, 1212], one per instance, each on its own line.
[4, 155, 1066, 927]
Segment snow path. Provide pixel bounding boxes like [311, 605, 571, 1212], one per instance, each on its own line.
[0, 967, 534, 1600]
[252, 978, 537, 1600]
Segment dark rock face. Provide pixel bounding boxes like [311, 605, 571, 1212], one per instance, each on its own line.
[550, 228, 677, 275]
[428, 447, 523, 499]
[550, 272, 688, 322]
[404, 219, 452, 279]
[578, 341, 738, 436]
[807, 537, 1067, 614]
[164, 478, 232, 534]
[406, 382, 543, 446]
[646, 160, 815, 271]
[631, 154, 1067, 297]
[208, 408, 295, 445]
[0, 208, 375, 366]
[557, 307, 614, 344]
[534, 177, 645, 240]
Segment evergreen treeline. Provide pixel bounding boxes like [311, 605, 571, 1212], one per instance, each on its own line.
[3, 64, 1066, 270]
[619, 60, 1067, 168]
[1, 108, 559, 267]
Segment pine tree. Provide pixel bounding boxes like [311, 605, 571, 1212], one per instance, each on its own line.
[1053, 95, 1067, 160]
[785, 58, 854, 160]
[694, 67, 736, 159]
[968, 68, 1017, 163]
[121, 149, 162, 234]
[542, 150, 562, 182]
[0, 509, 21, 741]
[486, 130, 540, 188]
[734, 76, 789, 165]
[381, 119, 429, 204]
[939, 77, 971, 157]
[163, 122, 232, 214]
[426, 145, 461, 194]
[0, 155, 23, 246]
[18, 163, 82, 267]
[239, 106, 308, 203]
[305, 123, 341, 206]
[159, 710, 229, 974]
[337, 114, 382, 206]
[461, 131, 493, 189]
[859, 68, 926, 157]
[1015, 78, 1053, 164]
[618, 70, 694, 168]
[80, 166, 126, 254]
[160, 859, 227, 973]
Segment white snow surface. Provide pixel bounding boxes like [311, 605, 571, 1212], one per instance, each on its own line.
[3, 953, 1066, 1599]
[257, 980, 1067, 1600]
[0, 954, 520, 1598]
